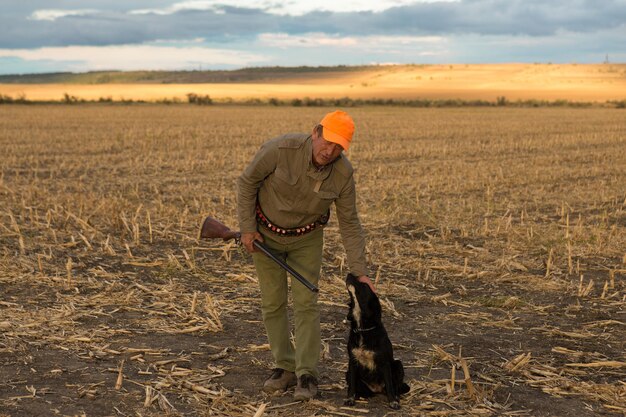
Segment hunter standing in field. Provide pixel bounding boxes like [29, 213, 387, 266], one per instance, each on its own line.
[237, 110, 375, 400]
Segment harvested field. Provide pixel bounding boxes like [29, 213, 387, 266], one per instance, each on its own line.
[0, 105, 624, 416]
[2, 64, 626, 103]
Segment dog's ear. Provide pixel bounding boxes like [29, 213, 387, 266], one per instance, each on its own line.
[369, 295, 382, 317]
[366, 288, 383, 320]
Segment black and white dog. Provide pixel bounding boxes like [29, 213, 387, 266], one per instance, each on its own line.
[344, 273, 410, 409]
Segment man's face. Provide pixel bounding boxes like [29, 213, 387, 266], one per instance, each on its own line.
[312, 128, 343, 167]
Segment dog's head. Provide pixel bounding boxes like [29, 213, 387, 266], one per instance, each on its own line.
[346, 273, 382, 327]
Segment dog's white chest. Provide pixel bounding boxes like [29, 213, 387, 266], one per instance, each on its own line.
[351, 346, 376, 371]
[347, 285, 362, 328]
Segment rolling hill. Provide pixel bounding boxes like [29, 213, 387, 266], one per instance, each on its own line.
[1, 64, 625, 103]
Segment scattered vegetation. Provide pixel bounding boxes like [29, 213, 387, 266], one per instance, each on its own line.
[0, 93, 29, 104]
[0, 106, 624, 416]
[186, 93, 213, 105]
[609, 99, 626, 108]
[1, 93, 624, 108]
[62, 92, 84, 104]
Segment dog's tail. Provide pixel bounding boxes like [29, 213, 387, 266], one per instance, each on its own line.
[393, 359, 411, 395]
[399, 382, 410, 395]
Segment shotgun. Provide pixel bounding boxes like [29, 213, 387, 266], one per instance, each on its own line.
[199, 216, 319, 293]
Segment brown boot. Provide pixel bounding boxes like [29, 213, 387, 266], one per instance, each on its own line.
[262, 368, 297, 394]
[294, 374, 318, 401]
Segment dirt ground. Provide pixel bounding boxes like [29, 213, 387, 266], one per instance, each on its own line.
[0, 105, 624, 417]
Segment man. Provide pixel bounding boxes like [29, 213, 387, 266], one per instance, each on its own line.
[237, 110, 374, 401]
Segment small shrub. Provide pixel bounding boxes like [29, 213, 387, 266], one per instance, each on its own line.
[187, 93, 212, 105]
[63, 93, 80, 104]
[610, 99, 626, 109]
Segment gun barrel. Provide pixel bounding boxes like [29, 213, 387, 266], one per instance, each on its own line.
[253, 240, 319, 293]
[199, 216, 319, 293]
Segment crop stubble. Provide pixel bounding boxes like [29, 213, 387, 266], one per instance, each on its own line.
[0, 105, 624, 416]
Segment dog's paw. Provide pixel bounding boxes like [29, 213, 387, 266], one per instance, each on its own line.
[389, 400, 400, 410]
[344, 397, 356, 406]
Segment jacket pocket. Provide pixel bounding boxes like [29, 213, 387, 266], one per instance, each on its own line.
[308, 190, 337, 214]
[268, 167, 299, 208]
[273, 167, 298, 186]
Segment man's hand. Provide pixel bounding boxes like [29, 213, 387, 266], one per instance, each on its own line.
[241, 232, 263, 253]
[357, 275, 376, 293]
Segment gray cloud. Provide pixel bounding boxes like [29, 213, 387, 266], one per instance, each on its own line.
[314, 0, 626, 37]
[1, 0, 625, 49]
[0, 7, 281, 48]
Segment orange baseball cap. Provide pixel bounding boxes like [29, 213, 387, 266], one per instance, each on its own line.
[320, 110, 355, 150]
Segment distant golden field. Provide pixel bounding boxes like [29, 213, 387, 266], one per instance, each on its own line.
[2, 63, 626, 102]
[0, 105, 624, 416]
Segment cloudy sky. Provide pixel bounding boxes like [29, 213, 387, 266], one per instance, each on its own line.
[1, 0, 625, 74]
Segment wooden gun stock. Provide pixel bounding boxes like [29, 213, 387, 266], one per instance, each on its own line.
[199, 216, 240, 241]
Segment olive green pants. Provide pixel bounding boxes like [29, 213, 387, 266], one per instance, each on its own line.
[252, 228, 323, 379]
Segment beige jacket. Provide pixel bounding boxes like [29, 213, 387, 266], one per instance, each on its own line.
[237, 133, 368, 277]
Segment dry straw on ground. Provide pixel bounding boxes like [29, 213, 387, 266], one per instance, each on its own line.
[0, 105, 624, 416]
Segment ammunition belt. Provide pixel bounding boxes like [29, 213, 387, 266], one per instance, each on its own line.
[256, 203, 329, 237]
